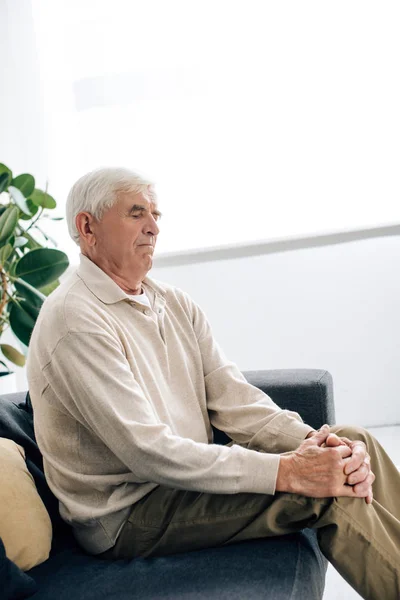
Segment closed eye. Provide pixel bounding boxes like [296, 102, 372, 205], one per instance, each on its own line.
[128, 206, 162, 220]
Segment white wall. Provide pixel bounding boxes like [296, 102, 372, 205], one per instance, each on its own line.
[151, 234, 400, 429]
[0, 0, 47, 178]
[2, 1, 399, 430]
[9, 225, 400, 429]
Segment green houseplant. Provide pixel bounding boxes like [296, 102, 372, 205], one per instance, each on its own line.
[0, 162, 69, 374]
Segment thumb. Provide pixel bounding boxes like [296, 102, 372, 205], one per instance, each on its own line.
[308, 424, 330, 446]
[326, 433, 347, 447]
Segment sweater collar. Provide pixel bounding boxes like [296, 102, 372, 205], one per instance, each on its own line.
[76, 254, 167, 305]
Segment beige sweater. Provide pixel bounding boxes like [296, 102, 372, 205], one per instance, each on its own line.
[27, 254, 313, 554]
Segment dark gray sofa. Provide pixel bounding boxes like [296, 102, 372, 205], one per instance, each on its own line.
[0, 368, 334, 600]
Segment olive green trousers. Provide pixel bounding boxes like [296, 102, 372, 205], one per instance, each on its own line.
[99, 426, 400, 600]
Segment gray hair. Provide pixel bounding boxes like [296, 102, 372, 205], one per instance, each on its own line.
[66, 167, 156, 245]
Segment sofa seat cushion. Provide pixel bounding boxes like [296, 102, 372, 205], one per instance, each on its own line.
[27, 530, 326, 600]
[0, 437, 52, 571]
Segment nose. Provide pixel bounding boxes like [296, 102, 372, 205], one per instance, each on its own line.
[144, 213, 160, 237]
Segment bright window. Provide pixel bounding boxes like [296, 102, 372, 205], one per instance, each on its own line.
[31, 0, 400, 257]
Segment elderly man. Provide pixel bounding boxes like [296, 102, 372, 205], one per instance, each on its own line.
[27, 167, 399, 600]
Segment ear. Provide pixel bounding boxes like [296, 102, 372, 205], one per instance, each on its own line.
[75, 212, 96, 246]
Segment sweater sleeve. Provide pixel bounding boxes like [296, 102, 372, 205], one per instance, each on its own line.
[190, 299, 314, 453]
[45, 331, 282, 495]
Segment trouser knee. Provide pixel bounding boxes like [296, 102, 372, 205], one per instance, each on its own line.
[330, 424, 372, 444]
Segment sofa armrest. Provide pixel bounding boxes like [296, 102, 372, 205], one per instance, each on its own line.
[213, 369, 335, 445]
[243, 369, 335, 430]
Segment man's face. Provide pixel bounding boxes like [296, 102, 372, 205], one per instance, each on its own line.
[90, 190, 161, 276]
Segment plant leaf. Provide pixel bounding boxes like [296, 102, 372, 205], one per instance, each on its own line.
[19, 198, 39, 220]
[11, 174, 35, 198]
[0, 358, 13, 375]
[15, 279, 46, 303]
[15, 248, 69, 288]
[0, 243, 13, 265]
[29, 188, 56, 209]
[0, 206, 19, 245]
[0, 173, 9, 194]
[14, 236, 28, 248]
[8, 185, 32, 216]
[9, 302, 36, 347]
[0, 344, 26, 367]
[0, 164, 12, 181]
[38, 279, 60, 296]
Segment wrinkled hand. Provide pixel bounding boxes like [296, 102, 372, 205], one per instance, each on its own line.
[324, 432, 374, 504]
[306, 427, 375, 504]
[276, 426, 373, 501]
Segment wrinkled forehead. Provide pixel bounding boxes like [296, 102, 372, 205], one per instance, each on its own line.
[117, 187, 158, 210]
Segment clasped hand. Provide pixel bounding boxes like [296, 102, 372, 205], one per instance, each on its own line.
[277, 425, 375, 503]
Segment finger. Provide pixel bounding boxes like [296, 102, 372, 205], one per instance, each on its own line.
[325, 433, 346, 447]
[353, 472, 375, 496]
[366, 491, 373, 505]
[346, 457, 371, 485]
[349, 441, 368, 455]
[346, 463, 370, 485]
[354, 483, 373, 498]
[307, 425, 330, 447]
[338, 437, 353, 446]
[335, 445, 353, 459]
[344, 442, 367, 475]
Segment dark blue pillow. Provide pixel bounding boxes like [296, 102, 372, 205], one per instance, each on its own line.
[0, 537, 37, 600]
[0, 393, 73, 551]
